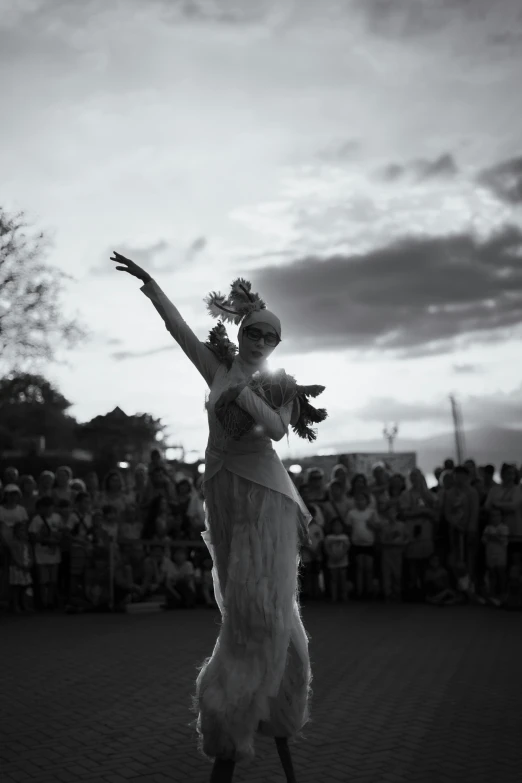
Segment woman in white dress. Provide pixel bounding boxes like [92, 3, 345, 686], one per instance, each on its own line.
[111, 252, 327, 783]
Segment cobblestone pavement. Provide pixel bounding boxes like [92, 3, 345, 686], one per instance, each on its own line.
[1, 602, 521, 783]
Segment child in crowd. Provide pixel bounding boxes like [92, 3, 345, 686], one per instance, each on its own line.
[8, 520, 34, 613]
[163, 546, 197, 609]
[505, 553, 522, 610]
[0, 484, 29, 537]
[323, 517, 350, 603]
[380, 508, 409, 602]
[67, 492, 94, 608]
[453, 561, 485, 605]
[424, 554, 459, 605]
[481, 508, 509, 605]
[29, 496, 63, 610]
[101, 504, 119, 543]
[299, 513, 325, 600]
[348, 491, 380, 599]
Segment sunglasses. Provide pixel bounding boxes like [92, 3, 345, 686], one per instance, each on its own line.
[243, 327, 280, 347]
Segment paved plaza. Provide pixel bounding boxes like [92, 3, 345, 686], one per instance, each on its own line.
[1, 602, 521, 783]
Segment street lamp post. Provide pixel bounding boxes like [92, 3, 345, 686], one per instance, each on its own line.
[383, 424, 399, 453]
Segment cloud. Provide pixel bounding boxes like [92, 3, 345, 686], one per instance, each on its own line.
[185, 236, 207, 262]
[452, 363, 481, 375]
[478, 156, 522, 205]
[111, 345, 173, 361]
[355, 385, 522, 428]
[379, 153, 458, 182]
[249, 223, 522, 356]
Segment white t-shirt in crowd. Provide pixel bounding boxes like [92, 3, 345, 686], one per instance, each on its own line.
[324, 533, 350, 568]
[29, 513, 63, 565]
[0, 505, 29, 543]
[348, 508, 377, 546]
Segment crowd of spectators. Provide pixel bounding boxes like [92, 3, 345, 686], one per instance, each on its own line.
[294, 458, 522, 609]
[1, 451, 522, 615]
[0, 450, 211, 614]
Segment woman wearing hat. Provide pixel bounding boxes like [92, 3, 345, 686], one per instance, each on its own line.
[111, 252, 327, 783]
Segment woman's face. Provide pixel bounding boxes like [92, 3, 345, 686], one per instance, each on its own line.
[21, 477, 36, 495]
[40, 474, 54, 492]
[410, 470, 422, 489]
[352, 475, 367, 492]
[56, 468, 70, 487]
[238, 321, 279, 365]
[389, 477, 403, 496]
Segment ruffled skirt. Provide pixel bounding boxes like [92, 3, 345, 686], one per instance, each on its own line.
[191, 468, 312, 764]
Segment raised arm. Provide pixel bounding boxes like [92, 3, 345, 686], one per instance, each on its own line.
[110, 251, 220, 387]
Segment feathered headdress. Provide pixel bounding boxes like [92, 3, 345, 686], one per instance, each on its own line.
[204, 278, 266, 325]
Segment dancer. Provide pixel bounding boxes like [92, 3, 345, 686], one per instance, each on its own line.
[110, 252, 327, 782]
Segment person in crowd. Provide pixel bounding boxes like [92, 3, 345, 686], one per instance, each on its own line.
[56, 498, 73, 606]
[18, 475, 38, 518]
[453, 561, 485, 605]
[380, 506, 409, 602]
[481, 507, 509, 606]
[442, 466, 480, 581]
[323, 517, 350, 603]
[37, 470, 55, 500]
[443, 458, 455, 472]
[504, 552, 522, 610]
[0, 484, 29, 538]
[299, 484, 325, 529]
[28, 496, 63, 610]
[141, 494, 175, 542]
[66, 492, 94, 611]
[480, 464, 497, 494]
[128, 463, 149, 522]
[303, 467, 328, 503]
[329, 464, 349, 496]
[299, 511, 325, 600]
[399, 469, 437, 600]
[484, 463, 522, 565]
[112, 547, 142, 609]
[84, 555, 111, 611]
[384, 474, 407, 517]
[172, 476, 205, 539]
[7, 520, 34, 613]
[84, 470, 103, 508]
[101, 504, 120, 544]
[424, 554, 459, 606]
[347, 491, 380, 599]
[0, 485, 30, 608]
[119, 500, 143, 541]
[430, 467, 443, 494]
[3, 466, 19, 486]
[464, 459, 486, 505]
[346, 474, 377, 512]
[321, 479, 351, 534]
[199, 556, 218, 609]
[369, 463, 389, 502]
[163, 546, 197, 609]
[69, 478, 87, 503]
[99, 470, 129, 523]
[141, 543, 167, 599]
[53, 465, 74, 505]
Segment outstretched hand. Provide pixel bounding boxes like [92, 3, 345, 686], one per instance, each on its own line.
[110, 251, 150, 283]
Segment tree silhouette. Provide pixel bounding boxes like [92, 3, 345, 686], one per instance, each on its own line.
[0, 372, 77, 450]
[0, 206, 88, 371]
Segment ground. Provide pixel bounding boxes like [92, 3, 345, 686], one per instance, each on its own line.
[2, 602, 521, 783]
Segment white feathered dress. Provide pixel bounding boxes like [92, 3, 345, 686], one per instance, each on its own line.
[141, 279, 312, 764]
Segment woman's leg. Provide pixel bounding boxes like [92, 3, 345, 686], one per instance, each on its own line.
[275, 737, 297, 783]
[364, 555, 374, 596]
[209, 757, 235, 783]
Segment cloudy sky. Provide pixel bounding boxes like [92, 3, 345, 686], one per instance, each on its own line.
[2, 0, 522, 462]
